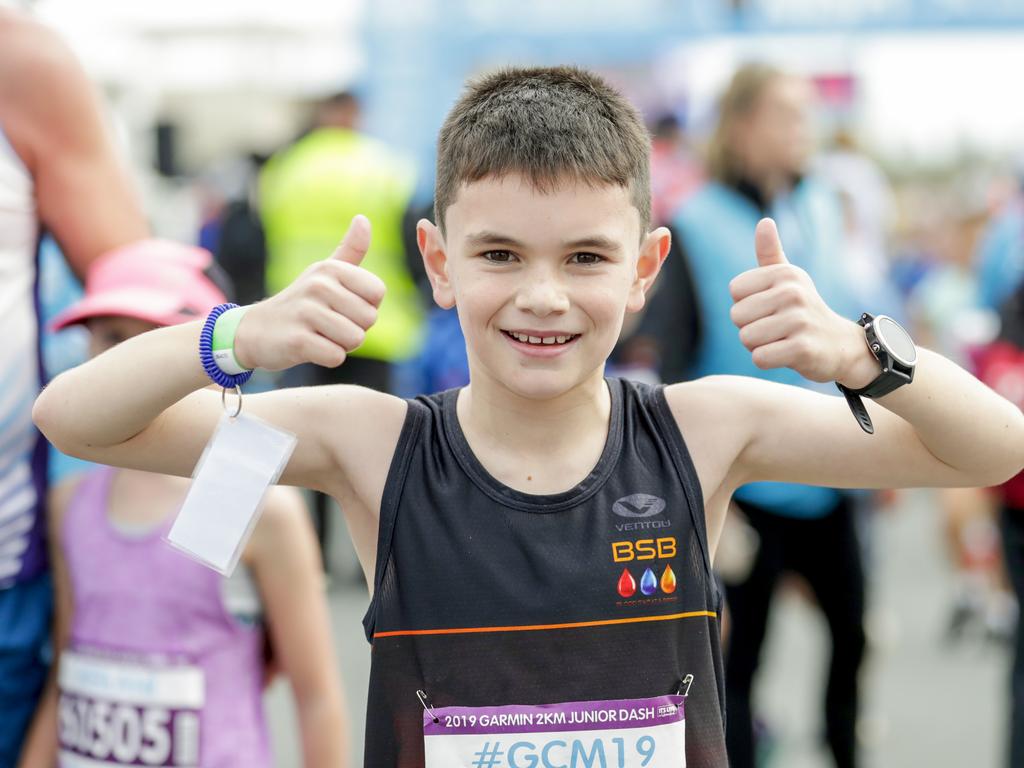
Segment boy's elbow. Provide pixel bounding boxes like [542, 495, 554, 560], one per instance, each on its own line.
[32, 385, 79, 457]
[978, 411, 1024, 487]
[32, 388, 59, 443]
[974, 463, 1022, 489]
[1008, 410, 1024, 482]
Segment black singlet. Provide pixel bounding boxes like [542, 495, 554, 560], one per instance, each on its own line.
[363, 378, 727, 767]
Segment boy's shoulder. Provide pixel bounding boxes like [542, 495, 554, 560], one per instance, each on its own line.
[662, 375, 766, 487]
[662, 374, 759, 414]
[663, 373, 800, 444]
[289, 383, 409, 507]
[285, 383, 408, 458]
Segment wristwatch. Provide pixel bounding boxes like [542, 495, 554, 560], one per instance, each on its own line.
[836, 313, 917, 434]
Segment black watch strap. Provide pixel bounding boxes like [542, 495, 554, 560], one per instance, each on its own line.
[837, 383, 874, 434]
[857, 368, 913, 398]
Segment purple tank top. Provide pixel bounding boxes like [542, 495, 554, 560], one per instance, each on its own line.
[58, 467, 271, 768]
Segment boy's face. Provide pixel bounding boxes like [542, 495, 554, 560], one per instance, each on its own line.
[419, 174, 669, 400]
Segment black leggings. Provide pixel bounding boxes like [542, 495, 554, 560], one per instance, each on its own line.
[725, 497, 866, 768]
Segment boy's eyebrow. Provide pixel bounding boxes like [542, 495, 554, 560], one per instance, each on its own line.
[562, 235, 622, 254]
[465, 231, 622, 253]
[465, 231, 527, 249]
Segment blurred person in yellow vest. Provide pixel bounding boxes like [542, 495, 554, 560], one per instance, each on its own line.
[260, 91, 423, 394]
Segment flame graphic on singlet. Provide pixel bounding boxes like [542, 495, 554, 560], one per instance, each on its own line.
[617, 568, 637, 598]
[640, 568, 658, 596]
[660, 564, 677, 594]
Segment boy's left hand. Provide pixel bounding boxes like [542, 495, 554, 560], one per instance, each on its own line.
[728, 218, 880, 388]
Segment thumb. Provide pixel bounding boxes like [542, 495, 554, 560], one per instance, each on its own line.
[330, 215, 372, 265]
[755, 217, 789, 268]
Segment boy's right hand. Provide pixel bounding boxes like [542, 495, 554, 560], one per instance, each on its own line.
[234, 215, 385, 371]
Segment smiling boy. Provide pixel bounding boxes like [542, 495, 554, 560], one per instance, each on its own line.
[34, 66, 1024, 767]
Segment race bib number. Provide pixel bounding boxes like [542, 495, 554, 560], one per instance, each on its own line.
[58, 651, 204, 767]
[423, 695, 685, 768]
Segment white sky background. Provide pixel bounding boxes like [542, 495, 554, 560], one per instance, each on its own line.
[858, 34, 1024, 161]
[661, 32, 1024, 164]
[20, 1, 1024, 165]
[30, 0, 364, 94]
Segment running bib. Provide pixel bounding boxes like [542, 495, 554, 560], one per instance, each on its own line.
[57, 651, 204, 767]
[423, 695, 685, 768]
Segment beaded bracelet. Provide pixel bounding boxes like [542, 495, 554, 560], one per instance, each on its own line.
[199, 303, 254, 389]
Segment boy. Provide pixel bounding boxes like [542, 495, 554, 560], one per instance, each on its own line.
[34, 67, 1024, 767]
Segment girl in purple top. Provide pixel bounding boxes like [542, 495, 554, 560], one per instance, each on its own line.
[20, 242, 348, 768]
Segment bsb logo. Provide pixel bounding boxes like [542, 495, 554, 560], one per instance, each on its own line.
[612, 537, 676, 563]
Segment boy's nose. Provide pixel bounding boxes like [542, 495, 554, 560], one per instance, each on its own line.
[514, 275, 570, 317]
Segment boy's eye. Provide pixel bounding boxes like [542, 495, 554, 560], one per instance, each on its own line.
[482, 250, 517, 263]
[570, 252, 604, 265]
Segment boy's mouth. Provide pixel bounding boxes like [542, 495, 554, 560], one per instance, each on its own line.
[501, 330, 581, 346]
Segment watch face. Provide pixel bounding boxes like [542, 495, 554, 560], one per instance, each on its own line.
[874, 316, 917, 367]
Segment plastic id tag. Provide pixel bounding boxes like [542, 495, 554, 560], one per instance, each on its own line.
[167, 412, 296, 576]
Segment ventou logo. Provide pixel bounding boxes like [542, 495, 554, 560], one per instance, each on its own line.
[612, 494, 666, 518]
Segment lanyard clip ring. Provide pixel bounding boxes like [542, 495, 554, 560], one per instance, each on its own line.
[221, 384, 243, 418]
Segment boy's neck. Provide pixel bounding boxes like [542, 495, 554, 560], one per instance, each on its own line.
[457, 372, 612, 494]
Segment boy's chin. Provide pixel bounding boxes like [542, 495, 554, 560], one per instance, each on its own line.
[492, 366, 602, 402]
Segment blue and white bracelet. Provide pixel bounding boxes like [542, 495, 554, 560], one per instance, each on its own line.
[198, 303, 254, 389]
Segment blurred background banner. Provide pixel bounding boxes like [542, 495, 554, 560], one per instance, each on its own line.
[27, 0, 1024, 209]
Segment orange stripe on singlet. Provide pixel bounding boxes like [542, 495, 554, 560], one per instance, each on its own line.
[372, 610, 718, 639]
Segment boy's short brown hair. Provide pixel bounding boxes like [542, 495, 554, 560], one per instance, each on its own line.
[435, 65, 652, 237]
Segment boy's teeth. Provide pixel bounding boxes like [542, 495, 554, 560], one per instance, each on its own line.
[508, 331, 575, 345]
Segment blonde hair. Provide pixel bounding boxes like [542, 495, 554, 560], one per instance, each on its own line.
[707, 63, 785, 185]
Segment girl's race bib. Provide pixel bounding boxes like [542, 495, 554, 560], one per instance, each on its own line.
[58, 650, 204, 767]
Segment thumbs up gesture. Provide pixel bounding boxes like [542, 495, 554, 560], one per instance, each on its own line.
[728, 218, 870, 385]
[234, 215, 386, 371]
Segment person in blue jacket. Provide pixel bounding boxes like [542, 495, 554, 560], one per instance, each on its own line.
[673, 64, 864, 768]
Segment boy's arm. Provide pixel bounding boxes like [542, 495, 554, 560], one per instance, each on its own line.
[17, 480, 80, 768]
[666, 220, 1024, 536]
[33, 217, 405, 506]
[246, 487, 348, 768]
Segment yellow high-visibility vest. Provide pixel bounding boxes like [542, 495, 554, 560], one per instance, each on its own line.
[260, 128, 422, 361]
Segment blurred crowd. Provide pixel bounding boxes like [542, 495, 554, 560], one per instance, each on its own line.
[5, 4, 1024, 767]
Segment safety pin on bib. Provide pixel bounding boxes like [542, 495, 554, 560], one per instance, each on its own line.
[677, 674, 694, 697]
[417, 689, 439, 724]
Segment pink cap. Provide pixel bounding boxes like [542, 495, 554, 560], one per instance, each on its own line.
[51, 239, 229, 331]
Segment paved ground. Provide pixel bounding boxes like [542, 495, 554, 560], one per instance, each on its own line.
[265, 489, 1011, 767]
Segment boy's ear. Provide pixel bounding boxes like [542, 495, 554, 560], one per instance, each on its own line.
[417, 219, 456, 309]
[626, 226, 672, 314]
